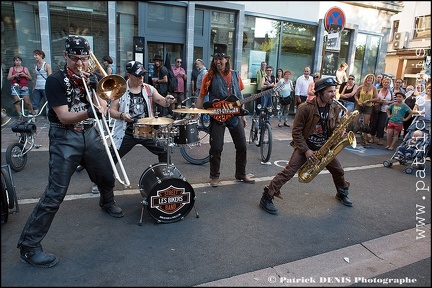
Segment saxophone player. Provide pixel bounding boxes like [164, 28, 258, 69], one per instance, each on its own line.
[260, 77, 352, 215]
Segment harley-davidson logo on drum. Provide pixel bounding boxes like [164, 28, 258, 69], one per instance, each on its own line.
[150, 185, 191, 214]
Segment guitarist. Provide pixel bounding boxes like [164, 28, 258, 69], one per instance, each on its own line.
[195, 44, 255, 188]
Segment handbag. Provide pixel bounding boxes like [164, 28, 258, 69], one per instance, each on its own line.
[279, 95, 292, 105]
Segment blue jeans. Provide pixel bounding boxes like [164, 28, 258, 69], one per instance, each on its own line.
[32, 89, 46, 111]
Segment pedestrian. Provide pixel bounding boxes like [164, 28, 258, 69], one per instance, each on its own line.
[294, 66, 313, 108]
[386, 92, 413, 151]
[151, 54, 169, 116]
[32, 49, 52, 115]
[172, 57, 187, 109]
[307, 72, 321, 100]
[255, 61, 267, 114]
[110, 60, 175, 163]
[260, 65, 275, 123]
[7, 56, 33, 119]
[17, 36, 124, 268]
[277, 70, 294, 128]
[259, 77, 353, 215]
[335, 62, 348, 99]
[195, 43, 255, 187]
[102, 55, 116, 75]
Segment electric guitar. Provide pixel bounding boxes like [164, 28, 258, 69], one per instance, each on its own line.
[203, 82, 286, 123]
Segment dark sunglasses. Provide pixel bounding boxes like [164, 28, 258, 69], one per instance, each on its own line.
[266, 70, 272, 72]
[177, 61, 182, 63]
[348, 78, 355, 80]
[314, 76, 320, 79]
[68, 54, 90, 62]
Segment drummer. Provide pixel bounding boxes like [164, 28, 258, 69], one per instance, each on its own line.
[110, 60, 175, 163]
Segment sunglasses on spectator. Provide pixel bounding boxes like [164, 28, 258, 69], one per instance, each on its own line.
[266, 69, 272, 72]
[68, 54, 90, 62]
[177, 61, 182, 63]
[348, 78, 355, 80]
[314, 76, 320, 79]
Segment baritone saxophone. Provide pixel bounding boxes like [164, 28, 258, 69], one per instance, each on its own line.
[298, 100, 359, 183]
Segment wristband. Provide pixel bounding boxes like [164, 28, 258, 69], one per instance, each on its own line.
[120, 112, 124, 120]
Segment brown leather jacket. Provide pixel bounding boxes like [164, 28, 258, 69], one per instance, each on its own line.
[291, 98, 342, 153]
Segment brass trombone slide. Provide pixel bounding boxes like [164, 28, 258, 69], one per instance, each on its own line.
[80, 53, 131, 188]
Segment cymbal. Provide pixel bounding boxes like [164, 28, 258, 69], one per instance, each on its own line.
[173, 108, 214, 114]
[137, 117, 174, 125]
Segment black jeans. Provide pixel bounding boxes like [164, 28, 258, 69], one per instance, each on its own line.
[117, 129, 167, 163]
[208, 116, 247, 179]
[17, 126, 116, 251]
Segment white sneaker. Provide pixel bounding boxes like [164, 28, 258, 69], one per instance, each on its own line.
[91, 185, 100, 194]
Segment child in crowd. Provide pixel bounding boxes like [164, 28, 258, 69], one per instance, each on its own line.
[397, 130, 425, 158]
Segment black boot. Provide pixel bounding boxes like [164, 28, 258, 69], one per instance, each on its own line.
[260, 186, 278, 214]
[335, 186, 353, 207]
[20, 249, 58, 268]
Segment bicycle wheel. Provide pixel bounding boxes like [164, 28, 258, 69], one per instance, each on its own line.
[6, 143, 27, 172]
[1, 183, 8, 223]
[179, 127, 210, 165]
[248, 119, 258, 144]
[260, 122, 273, 163]
[1, 167, 15, 209]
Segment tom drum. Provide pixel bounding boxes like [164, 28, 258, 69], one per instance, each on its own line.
[173, 121, 198, 145]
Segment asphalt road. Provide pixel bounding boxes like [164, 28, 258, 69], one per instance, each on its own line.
[1, 116, 431, 286]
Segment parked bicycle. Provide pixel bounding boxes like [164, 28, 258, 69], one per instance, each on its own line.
[1, 164, 19, 223]
[174, 96, 210, 165]
[5, 86, 48, 172]
[249, 103, 278, 163]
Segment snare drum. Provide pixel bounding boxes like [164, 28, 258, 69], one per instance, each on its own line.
[139, 163, 195, 223]
[174, 121, 198, 145]
[133, 123, 154, 139]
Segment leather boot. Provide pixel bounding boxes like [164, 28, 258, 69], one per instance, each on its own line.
[20, 249, 58, 268]
[335, 186, 353, 207]
[259, 186, 278, 214]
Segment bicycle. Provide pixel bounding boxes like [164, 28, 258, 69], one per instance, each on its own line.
[5, 88, 48, 172]
[1, 164, 19, 223]
[174, 96, 210, 165]
[248, 103, 277, 164]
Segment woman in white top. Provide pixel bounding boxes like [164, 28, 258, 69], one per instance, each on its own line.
[32, 49, 52, 115]
[277, 70, 294, 127]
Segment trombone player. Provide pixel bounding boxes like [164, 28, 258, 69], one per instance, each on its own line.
[17, 36, 123, 268]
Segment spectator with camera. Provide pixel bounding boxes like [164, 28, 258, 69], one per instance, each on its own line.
[7, 56, 33, 120]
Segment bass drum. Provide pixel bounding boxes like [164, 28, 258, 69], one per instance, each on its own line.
[139, 163, 195, 223]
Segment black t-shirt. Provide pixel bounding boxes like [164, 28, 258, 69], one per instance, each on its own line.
[45, 69, 90, 123]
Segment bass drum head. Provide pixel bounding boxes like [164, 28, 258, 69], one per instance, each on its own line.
[139, 163, 195, 223]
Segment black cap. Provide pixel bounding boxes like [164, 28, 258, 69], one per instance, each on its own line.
[212, 44, 230, 58]
[314, 77, 337, 94]
[153, 55, 163, 61]
[65, 36, 90, 55]
[126, 61, 147, 77]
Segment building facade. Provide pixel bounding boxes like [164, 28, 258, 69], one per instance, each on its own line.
[2, 1, 427, 116]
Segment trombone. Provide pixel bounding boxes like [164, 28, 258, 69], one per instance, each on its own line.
[80, 52, 130, 187]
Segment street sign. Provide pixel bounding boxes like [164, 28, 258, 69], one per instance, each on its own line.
[324, 7, 346, 33]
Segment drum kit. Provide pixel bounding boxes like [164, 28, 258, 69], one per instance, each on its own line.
[136, 108, 214, 225]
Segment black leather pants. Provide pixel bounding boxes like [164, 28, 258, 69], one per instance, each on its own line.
[17, 126, 115, 251]
[208, 117, 247, 179]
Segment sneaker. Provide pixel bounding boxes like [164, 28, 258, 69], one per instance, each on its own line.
[91, 185, 100, 194]
[1, 115, 11, 127]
